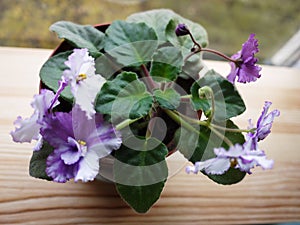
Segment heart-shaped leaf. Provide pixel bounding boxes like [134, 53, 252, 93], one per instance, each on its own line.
[50, 21, 104, 57]
[191, 70, 246, 120]
[114, 136, 168, 213]
[126, 9, 175, 41]
[150, 46, 183, 81]
[95, 72, 153, 119]
[104, 20, 158, 67]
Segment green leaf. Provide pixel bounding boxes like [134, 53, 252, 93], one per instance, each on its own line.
[153, 88, 181, 110]
[114, 136, 168, 213]
[150, 46, 183, 81]
[104, 20, 158, 67]
[95, 54, 123, 80]
[191, 70, 246, 120]
[95, 72, 153, 119]
[39, 51, 73, 102]
[206, 167, 246, 185]
[50, 21, 104, 57]
[126, 9, 175, 41]
[176, 120, 246, 184]
[29, 141, 54, 181]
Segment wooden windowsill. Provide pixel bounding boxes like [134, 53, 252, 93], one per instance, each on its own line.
[0, 47, 299, 225]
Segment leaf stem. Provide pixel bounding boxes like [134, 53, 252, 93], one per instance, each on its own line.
[115, 118, 140, 131]
[209, 126, 233, 147]
[141, 64, 157, 91]
[164, 109, 200, 135]
[176, 110, 207, 126]
[210, 123, 255, 133]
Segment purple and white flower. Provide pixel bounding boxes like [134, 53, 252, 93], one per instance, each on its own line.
[11, 89, 58, 145]
[245, 101, 280, 150]
[41, 105, 122, 183]
[63, 48, 106, 119]
[227, 34, 261, 84]
[186, 143, 274, 175]
[186, 101, 279, 176]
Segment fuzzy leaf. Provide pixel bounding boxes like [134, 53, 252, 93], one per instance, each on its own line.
[29, 141, 54, 181]
[114, 136, 168, 213]
[150, 46, 183, 81]
[95, 72, 153, 119]
[104, 20, 158, 67]
[126, 9, 175, 41]
[50, 21, 104, 57]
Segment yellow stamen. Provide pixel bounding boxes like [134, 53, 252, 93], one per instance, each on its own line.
[76, 73, 87, 82]
[78, 140, 86, 146]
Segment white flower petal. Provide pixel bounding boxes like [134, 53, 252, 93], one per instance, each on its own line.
[74, 149, 99, 182]
[73, 75, 106, 119]
[11, 114, 40, 142]
[204, 158, 231, 175]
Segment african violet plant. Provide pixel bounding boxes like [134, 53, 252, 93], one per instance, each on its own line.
[11, 9, 279, 213]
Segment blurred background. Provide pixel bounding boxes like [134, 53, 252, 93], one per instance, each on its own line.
[0, 0, 299, 66]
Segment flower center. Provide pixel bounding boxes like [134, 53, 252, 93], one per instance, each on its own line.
[77, 139, 87, 157]
[230, 158, 238, 167]
[76, 73, 87, 83]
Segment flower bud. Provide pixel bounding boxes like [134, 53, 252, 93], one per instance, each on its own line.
[175, 23, 190, 36]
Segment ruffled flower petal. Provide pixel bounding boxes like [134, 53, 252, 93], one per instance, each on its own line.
[202, 158, 231, 175]
[73, 75, 106, 119]
[41, 112, 74, 148]
[46, 147, 78, 183]
[227, 34, 261, 84]
[74, 149, 99, 182]
[11, 114, 40, 142]
[43, 105, 122, 183]
[11, 89, 57, 144]
[187, 143, 274, 176]
[256, 101, 280, 141]
[62, 48, 106, 119]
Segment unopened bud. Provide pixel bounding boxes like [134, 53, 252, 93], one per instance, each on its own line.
[198, 86, 213, 99]
[175, 23, 190, 36]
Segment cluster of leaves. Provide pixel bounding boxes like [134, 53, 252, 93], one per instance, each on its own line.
[35, 9, 247, 213]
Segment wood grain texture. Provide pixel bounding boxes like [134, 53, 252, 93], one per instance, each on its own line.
[0, 47, 300, 225]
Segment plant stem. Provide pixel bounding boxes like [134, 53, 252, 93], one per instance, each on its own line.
[201, 48, 237, 63]
[176, 110, 208, 126]
[209, 126, 233, 147]
[164, 109, 200, 135]
[188, 32, 201, 50]
[115, 118, 140, 131]
[141, 64, 157, 90]
[210, 123, 255, 133]
[181, 94, 192, 99]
